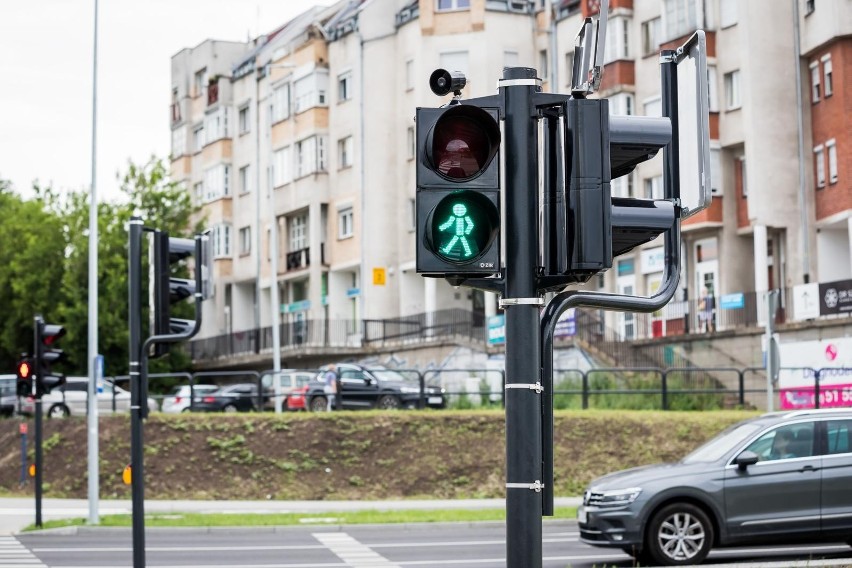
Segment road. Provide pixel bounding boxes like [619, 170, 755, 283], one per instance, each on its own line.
[8, 522, 852, 568]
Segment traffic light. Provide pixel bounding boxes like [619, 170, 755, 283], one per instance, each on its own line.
[150, 230, 211, 357]
[416, 85, 501, 276]
[16, 357, 33, 397]
[35, 319, 66, 396]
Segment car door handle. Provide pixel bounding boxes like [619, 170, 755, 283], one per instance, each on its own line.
[800, 465, 819, 472]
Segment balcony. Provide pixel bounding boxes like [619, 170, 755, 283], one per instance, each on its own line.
[286, 247, 310, 271]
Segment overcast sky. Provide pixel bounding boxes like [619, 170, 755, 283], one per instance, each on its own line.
[0, 0, 336, 201]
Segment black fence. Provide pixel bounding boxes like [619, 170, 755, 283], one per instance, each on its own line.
[17, 365, 852, 419]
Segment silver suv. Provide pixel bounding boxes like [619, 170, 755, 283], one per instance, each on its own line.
[578, 408, 852, 566]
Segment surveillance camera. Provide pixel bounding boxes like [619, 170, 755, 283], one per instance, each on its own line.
[429, 68, 466, 97]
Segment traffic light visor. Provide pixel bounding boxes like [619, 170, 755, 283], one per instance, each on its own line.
[428, 106, 500, 181]
[42, 324, 66, 345]
[428, 191, 498, 264]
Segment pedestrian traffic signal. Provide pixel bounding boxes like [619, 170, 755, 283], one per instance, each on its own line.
[150, 231, 212, 357]
[416, 90, 501, 276]
[35, 319, 66, 396]
[16, 357, 33, 397]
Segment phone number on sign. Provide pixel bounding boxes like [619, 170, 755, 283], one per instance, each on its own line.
[779, 384, 852, 409]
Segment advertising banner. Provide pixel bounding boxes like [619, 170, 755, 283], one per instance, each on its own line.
[778, 337, 852, 409]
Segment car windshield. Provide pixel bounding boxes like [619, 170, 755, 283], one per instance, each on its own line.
[681, 421, 765, 464]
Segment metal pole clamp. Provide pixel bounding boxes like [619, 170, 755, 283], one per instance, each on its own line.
[506, 481, 544, 492]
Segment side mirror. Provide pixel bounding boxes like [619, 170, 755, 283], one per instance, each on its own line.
[735, 450, 760, 470]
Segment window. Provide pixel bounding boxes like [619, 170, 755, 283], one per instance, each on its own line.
[565, 52, 574, 88]
[826, 139, 838, 184]
[338, 72, 352, 102]
[405, 59, 414, 91]
[338, 136, 353, 169]
[439, 51, 469, 76]
[239, 226, 251, 256]
[338, 207, 353, 239]
[273, 147, 292, 187]
[238, 105, 250, 135]
[407, 126, 416, 160]
[810, 62, 820, 102]
[826, 420, 852, 455]
[539, 50, 548, 78]
[437, 0, 470, 10]
[212, 224, 232, 258]
[707, 65, 719, 112]
[504, 51, 519, 68]
[296, 136, 326, 177]
[724, 70, 741, 109]
[294, 71, 329, 113]
[710, 146, 722, 194]
[272, 84, 291, 122]
[203, 165, 231, 201]
[663, 0, 698, 40]
[289, 215, 307, 251]
[238, 165, 251, 194]
[194, 68, 208, 98]
[822, 55, 833, 97]
[171, 127, 186, 158]
[193, 181, 203, 203]
[805, 0, 815, 15]
[743, 423, 815, 461]
[204, 107, 230, 144]
[604, 17, 630, 63]
[814, 145, 826, 188]
[612, 173, 634, 198]
[643, 97, 662, 117]
[719, 0, 737, 27]
[641, 18, 661, 56]
[609, 93, 634, 116]
[192, 124, 204, 153]
[644, 176, 663, 200]
[739, 157, 748, 197]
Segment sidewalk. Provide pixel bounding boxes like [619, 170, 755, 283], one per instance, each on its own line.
[0, 496, 582, 535]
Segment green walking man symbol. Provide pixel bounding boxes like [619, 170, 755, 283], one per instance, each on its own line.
[439, 202, 476, 258]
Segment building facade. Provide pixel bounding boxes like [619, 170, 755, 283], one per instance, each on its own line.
[170, 0, 848, 367]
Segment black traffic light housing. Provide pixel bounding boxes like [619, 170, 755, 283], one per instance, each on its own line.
[35, 319, 66, 397]
[16, 357, 33, 397]
[416, 100, 502, 277]
[150, 232, 205, 358]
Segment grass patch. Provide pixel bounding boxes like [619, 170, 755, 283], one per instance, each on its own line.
[28, 506, 578, 531]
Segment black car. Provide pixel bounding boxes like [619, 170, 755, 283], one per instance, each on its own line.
[305, 364, 445, 412]
[191, 383, 266, 413]
[578, 408, 852, 566]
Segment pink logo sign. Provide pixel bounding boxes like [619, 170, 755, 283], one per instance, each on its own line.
[826, 343, 838, 361]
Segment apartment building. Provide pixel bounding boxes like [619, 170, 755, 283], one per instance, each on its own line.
[171, 0, 847, 367]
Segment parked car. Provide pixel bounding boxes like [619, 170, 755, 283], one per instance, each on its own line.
[161, 384, 220, 413]
[0, 375, 16, 417]
[304, 364, 445, 412]
[191, 383, 266, 413]
[261, 371, 316, 411]
[19, 377, 159, 418]
[577, 408, 852, 566]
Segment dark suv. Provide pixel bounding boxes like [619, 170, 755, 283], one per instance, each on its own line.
[305, 364, 445, 412]
[578, 408, 852, 566]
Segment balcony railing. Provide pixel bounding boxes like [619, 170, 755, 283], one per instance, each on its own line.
[286, 247, 310, 271]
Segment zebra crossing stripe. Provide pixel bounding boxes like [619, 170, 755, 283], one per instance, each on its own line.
[313, 532, 401, 568]
[0, 536, 47, 567]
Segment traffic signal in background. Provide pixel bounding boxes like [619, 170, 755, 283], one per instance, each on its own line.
[35, 319, 66, 396]
[416, 73, 501, 277]
[150, 231, 211, 357]
[16, 357, 33, 397]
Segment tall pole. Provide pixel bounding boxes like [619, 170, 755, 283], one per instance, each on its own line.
[792, 0, 810, 283]
[87, 0, 100, 526]
[33, 316, 43, 528]
[266, 64, 283, 410]
[128, 217, 145, 568]
[500, 67, 543, 568]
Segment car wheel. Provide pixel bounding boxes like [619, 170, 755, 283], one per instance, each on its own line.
[309, 396, 328, 412]
[47, 404, 70, 419]
[645, 503, 713, 566]
[223, 404, 238, 413]
[378, 395, 402, 410]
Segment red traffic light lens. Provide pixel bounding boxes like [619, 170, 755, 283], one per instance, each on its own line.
[430, 106, 500, 180]
[17, 361, 31, 379]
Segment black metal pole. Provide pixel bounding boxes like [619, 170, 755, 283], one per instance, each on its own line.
[501, 67, 543, 568]
[34, 315, 43, 528]
[128, 217, 145, 568]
